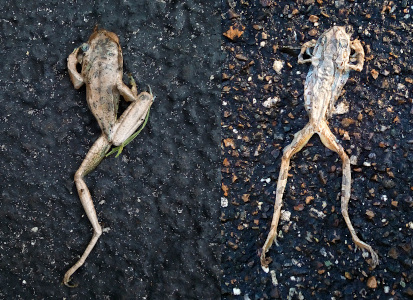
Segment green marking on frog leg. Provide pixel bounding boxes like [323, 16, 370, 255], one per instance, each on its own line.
[106, 107, 151, 158]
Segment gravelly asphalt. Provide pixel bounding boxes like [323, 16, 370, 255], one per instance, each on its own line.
[221, 0, 413, 299]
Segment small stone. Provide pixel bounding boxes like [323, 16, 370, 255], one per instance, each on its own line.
[382, 179, 395, 189]
[223, 138, 236, 149]
[318, 170, 327, 185]
[366, 209, 375, 219]
[344, 272, 352, 279]
[233, 287, 241, 295]
[263, 97, 280, 108]
[388, 247, 399, 259]
[235, 54, 248, 61]
[281, 210, 291, 221]
[371, 69, 379, 79]
[242, 194, 250, 203]
[309, 15, 319, 22]
[221, 197, 228, 208]
[341, 118, 356, 127]
[294, 203, 305, 211]
[367, 276, 377, 289]
[308, 28, 318, 36]
[273, 60, 284, 74]
[305, 196, 314, 204]
[223, 24, 245, 40]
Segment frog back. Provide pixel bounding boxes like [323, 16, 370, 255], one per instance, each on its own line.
[82, 30, 123, 140]
[303, 26, 351, 121]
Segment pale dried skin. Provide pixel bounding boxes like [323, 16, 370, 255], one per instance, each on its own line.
[64, 28, 153, 287]
[261, 26, 379, 270]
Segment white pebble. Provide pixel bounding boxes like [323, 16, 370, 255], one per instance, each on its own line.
[273, 60, 284, 74]
[233, 288, 241, 295]
[263, 97, 280, 108]
[221, 197, 228, 208]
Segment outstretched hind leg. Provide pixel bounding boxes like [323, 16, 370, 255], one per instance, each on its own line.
[261, 124, 315, 270]
[63, 135, 112, 287]
[318, 122, 378, 267]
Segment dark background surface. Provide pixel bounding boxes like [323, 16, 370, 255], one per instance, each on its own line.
[222, 0, 413, 299]
[0, 0, 220, 299]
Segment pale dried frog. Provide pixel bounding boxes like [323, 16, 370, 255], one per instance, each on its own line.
[261, 26, 378, 271]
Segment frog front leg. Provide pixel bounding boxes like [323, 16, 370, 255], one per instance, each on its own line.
[346, 40, 364, 72]
[67, 46, 85, 89]
[298, 39, 317, 64]
[63, 135, 111, 287]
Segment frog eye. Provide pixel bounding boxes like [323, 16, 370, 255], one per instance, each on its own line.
[80, 43, 89, 52]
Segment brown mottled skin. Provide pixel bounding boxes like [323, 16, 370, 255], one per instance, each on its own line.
[64, 28, 153, 287]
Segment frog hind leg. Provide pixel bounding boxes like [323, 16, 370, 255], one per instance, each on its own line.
[111, 91, 153, 147]
[63, 135, 111, 287]
[318, 121, 378, 267]
[261, 123, 314, 271]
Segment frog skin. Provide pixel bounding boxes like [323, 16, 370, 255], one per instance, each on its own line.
[260, 26, 378, 271]
[64, 28, 153, 287]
